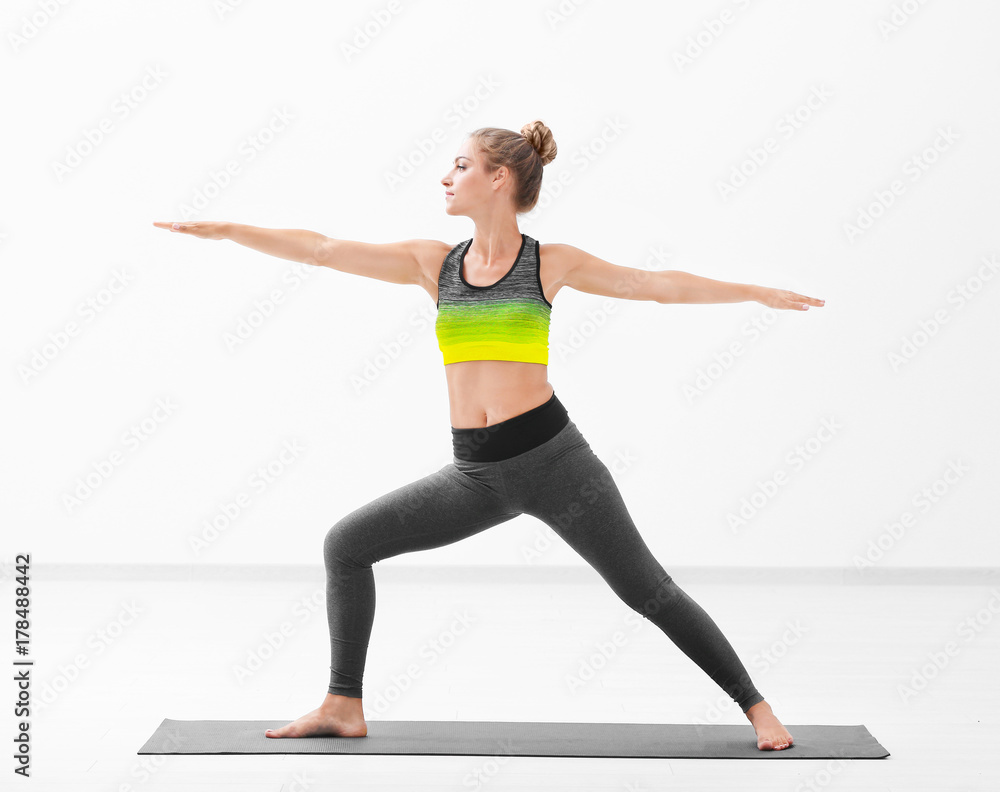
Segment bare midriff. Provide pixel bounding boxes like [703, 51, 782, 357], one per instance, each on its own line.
[445, 359, 555, 429]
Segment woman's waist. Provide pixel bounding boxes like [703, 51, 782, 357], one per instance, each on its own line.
[451, 387, 569, 463]
[445, 362, 553, 429]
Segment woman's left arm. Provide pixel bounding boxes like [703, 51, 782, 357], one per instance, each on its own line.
[552, 243, 824, 311]
[661, 269, 824, 310]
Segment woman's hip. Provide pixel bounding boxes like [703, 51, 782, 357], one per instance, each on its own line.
[451, 389, 575, 463]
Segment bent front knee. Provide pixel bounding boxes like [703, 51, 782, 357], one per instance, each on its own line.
[323, 520, 372, 570]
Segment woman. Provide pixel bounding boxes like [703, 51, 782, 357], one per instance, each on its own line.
[155, 120, 822, 751]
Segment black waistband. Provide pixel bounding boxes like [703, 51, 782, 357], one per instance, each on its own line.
[451, 391, 569, 462]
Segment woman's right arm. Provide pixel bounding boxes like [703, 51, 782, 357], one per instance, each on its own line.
[153, 220, 437, 289]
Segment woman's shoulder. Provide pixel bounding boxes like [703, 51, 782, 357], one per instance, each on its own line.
[409, 238, 460, 264]
[538, 241, 582, 273]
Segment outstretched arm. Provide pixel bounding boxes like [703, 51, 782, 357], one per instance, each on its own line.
[152, 220, 438, 288]
[658, 270, 823, 311]
[153, 221, 334, 264]
[552, 244, 824, 310]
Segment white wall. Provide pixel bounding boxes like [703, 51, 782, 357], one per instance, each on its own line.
[3, 0, 997, 571]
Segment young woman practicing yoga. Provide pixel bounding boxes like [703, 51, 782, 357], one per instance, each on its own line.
[154, 119, 823, 750]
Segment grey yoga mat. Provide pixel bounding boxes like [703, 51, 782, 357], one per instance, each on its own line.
[138, 718, 889, 759]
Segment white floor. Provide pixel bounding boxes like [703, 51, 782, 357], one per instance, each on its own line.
[9, 566, 999, 791]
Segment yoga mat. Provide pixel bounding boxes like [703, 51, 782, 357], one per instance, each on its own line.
[138, 718, 889, 759]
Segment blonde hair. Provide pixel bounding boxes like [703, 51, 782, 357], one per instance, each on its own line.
[467, 120, 558, 214]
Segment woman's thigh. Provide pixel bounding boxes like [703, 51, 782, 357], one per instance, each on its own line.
[510, 422, 671, 607]
[324, 462, 520, 568]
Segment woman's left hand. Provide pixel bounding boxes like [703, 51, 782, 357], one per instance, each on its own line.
[755, 287, 825, 311]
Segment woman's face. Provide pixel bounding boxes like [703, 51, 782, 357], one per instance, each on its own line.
[441, 141, 505, 216]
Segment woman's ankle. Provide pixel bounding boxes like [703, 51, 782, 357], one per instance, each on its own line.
[322, 692, 364, 713]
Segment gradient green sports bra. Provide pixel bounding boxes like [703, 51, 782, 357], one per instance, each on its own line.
[435, 233, 552, 365]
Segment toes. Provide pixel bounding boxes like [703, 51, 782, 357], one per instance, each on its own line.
[757, 733, 794, 750]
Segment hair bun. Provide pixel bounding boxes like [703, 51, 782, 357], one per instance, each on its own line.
[520, 120, 557, 166]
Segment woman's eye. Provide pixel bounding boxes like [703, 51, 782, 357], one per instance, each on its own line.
[457, 165, 465, 171]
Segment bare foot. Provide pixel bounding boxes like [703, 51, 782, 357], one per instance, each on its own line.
[745, 700, 793, 751]
[265, 695, 368, 738]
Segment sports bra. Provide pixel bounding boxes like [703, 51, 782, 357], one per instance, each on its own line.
[435, 233, 551, 365]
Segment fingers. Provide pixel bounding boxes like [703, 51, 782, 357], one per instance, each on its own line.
[787, 292, 825, 310]
[761, 287, 825, 311]
[152, 221, 190, 232]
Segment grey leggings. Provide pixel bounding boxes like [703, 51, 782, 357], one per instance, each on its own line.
[322, 412, 765, 713]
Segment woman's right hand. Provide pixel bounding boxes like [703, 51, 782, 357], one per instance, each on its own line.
[152, 220, 227, 240]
